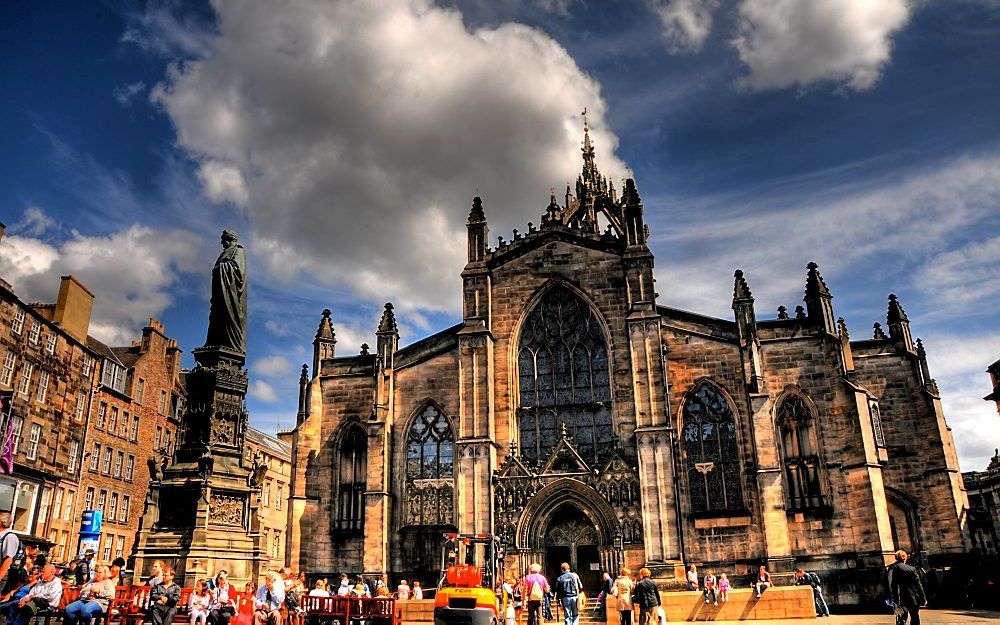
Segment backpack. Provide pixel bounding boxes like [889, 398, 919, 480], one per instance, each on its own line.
[284, 590, 300, 610]
[0, 531, 25, 589]
[556, 573, 579, 598]
[807, 572, 821, 589]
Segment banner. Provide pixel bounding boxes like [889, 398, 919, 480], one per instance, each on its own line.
[0, 391, 14, 475]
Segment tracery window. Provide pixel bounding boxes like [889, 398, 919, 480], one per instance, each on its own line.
[777, 393, 825, 510]
[517, 285, 613, 466]
[682, 383, 744, 514]
[406, 405, 454, 480]
[335, 425, 367, 531]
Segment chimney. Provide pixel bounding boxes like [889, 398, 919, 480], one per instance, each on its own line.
[54, 275, 95, 343]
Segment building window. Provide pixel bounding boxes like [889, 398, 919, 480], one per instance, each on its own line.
[108, 407, 118, 434]
[97, 489, 107, 511]
[155, 426, 163, 450]
[129, 415, 139, 442]
[101, 361, 127, 394]
[109, 493, 118, 521]
[682, 382, 745, 515]
[405, 404, 454, 480]
[75, 393, 87, 421]
[26, 424, 41, 461]
[159, 390, 167, 415]
[1, 352, 15, 386]
[90, 443, 101, 472]
[54, 489, 64, 521]
[82, 354, 92, 377]
[68, 440, 79, 473]
[84, 487, 94, 510]
[28, 321, 41, 345]
[113, 451, 124, 479]
[96, 403, 106, 430]
[8, 481, 39, 533]
[101, 447, 112, 475]
[335, 425, 367, 531]
[869, 400, 886, 447]
[17, 363, 32, 397]
[262, 480, 271, 507]
[11, 309, 25, 335]
[102, 537, 112, 562]
[276, 484, 283, 511]
[125, 455, 134, 481]
[120, 495, 130, 523]
[38, 487, 52, 527]
[517, 285, 613, 466]
[164, 430, 173, 455]
[11, 417, 23, 454]
[272, 530, 281, 558]
[35, 371, 49, 404]
[115, 535, 125, 558]
[46, 333, 56, 355]
[119, 411, 128, 437]
[777, 393, 826, 511]
[64, 490, 75, 520]
[135, 378, 145, 404]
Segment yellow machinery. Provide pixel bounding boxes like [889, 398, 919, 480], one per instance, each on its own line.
[433, 533, 504, 625]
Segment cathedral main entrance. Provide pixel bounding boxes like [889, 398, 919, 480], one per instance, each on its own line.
[543, 504, 602, 593]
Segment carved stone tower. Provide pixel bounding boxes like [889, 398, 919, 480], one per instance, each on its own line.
[134, 230, 265, 587]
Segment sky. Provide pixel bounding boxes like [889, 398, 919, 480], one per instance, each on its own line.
[0, 0, 998, 469]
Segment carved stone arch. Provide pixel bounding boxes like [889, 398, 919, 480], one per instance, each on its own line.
[773, 386, 829, 511]
[516, 478, 620, 550]
[678, 379, 747, 515]
[509, 277, 614, 356]
[332, 419, 368, 532]
[400, 397, 457, 437]
[885, 487, 923, 557]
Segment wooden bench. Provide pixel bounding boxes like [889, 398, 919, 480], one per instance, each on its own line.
[300, 596, 398, 625]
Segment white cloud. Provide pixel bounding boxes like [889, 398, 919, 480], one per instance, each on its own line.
[151, 0, 626, 316]
[197, 160, 249, 206]
[0, 225, 200, 345]
[113, 82, 147, 108]
[915, 237, 1000, 307]
[249, 379, 279, 403]
[12, 206, 56, 237]
[650, 0, 721, 51]
[731, 0, 911, 91]
[254, 355, 293, 379]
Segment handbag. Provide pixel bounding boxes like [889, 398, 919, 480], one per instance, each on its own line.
[577, 591, 586, 611]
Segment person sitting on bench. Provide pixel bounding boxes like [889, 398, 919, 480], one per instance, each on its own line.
[11, 564, 62, 625]
[65, 565, 116, 625]
[255, 572, 285, 625]
[150, 568, 182, 625]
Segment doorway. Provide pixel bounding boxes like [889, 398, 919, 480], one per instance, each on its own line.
[544, 505, 602, 593]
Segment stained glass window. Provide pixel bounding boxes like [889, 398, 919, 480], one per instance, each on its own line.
[406, 405, 454, 480]
[777, 393, 825, 510]
[336, 425, 367, 531]
[682, 383, 744, 514]
[517, 286, 613, 465]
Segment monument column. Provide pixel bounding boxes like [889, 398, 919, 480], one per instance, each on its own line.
[134, 229, 266, 587]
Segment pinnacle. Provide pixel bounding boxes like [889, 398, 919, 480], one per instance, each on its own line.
[887, 293, 909, 324]
[804, 261, 831, 299]
[733, 269, 753, 300]
[378, 301, 398, 335]
[468, 196, 486, 223]
[315, 308, 336, 341]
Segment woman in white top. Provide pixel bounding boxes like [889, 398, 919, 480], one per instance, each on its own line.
[189, 580, 212, 625]
[686, 564, 699, 591]
[412, 582, 423, 600]
[396, 580, 410, 601]
[308, 580, 331, 597]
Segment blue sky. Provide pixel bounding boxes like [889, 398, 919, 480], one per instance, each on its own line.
[1, 0, 998, 468]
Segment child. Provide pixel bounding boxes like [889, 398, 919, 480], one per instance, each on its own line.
[309, 580, 331, 597]
[412, 582, 423, 600]
[397, 580, 410, 601]
[189, 580, 212, 625]
[703, 571, 717, 606]
[718, 574, 730, 604]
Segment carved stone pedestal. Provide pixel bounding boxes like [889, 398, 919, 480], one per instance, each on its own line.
[133, 347, 266, 588]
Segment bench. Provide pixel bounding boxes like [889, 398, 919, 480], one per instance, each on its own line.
[300, 596, 398, 625]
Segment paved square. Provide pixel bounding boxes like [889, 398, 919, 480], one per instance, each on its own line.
[678, 610, 1000, 624]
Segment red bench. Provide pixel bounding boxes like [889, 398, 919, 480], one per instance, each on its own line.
[300, 596, 398, 625]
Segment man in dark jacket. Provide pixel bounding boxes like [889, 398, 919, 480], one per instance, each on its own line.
[888, 550, 926, 625]
[794, 569, 830, 617]
[150, 568, 181, 625]
[633, 568, 660, 625]
[74, 550, 95, 586]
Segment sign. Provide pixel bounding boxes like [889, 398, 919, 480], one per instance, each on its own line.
[589, 563, 601, 571]
[80, 509, 103, 534]
[78, 536, 99, 558]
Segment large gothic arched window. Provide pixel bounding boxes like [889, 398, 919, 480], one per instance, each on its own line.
[517, 285, 613, 466]
[335, 425, 367, 531]
[777, 393, 825, 510]
[682, 383, 744, 514]
[406, 405, 454, 480]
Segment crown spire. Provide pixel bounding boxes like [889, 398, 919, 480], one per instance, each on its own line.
[733, 269, 753, 301]
[377, 302, 398, 336]
[316, 308, 336, 341]
[803, 261, 836, 334]
[886, 293, 914, 351]
[468, 196, 486, 223]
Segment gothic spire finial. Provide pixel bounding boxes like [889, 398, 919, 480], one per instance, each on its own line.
[560, 422, 569, 439]
[873, 322, 887, 340]
[377, 302, 398, 335]
[315, 308, 336, 342]
[360, 343, 370, 356]
[837, 317, 849, 339]
[469, 196, 486, 223]
[777, 305, 789, 320]
[299, 363, 309, 384]
[887, 293, 909, 324]
[805, 261, 831, 298]
[733, 269, 753, 301]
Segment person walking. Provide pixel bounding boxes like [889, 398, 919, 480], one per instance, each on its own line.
[754, 565, 771, 598]
[888, 550, 926, 625]
[555, 563, 583, 625]
[208, 571, 237, 625]
[64, 564, 116, 625]
[794, 569, 830, 617]
[613, 568, 634, 625]
[254, 572, 285, 625]
[150, 568, 181, 625]
[633, 569, 660, 625]
[522, 563, 549, 625]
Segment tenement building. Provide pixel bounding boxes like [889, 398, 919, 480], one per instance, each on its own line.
[963, 359, 1000, 559]
[76, 318, 184, 565]
[286, 132, 969, 605]
[245, 427, 292, 570]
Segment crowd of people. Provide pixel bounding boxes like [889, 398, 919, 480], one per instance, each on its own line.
[683, 562, 831, 617]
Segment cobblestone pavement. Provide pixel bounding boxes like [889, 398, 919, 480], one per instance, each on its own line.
[674, 609, 1000, 624]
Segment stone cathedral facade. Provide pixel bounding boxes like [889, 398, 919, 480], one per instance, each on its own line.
[286, 131, 969, 605]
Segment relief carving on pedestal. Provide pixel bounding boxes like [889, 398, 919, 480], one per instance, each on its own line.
[210, 494, 244, 525]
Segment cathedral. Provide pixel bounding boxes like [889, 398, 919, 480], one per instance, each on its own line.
[285, 127, 969, 606]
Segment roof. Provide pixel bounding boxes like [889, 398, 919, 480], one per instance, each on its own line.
[110, 346, 142, 368]
[246, 427, 292, 459]
[86, 335, 124, 365]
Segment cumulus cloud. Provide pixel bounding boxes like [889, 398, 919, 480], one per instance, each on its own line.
[254, 355, 294, 379]
[249, 379, 279, 403]
[650, 0, 721, 51]
[113, 82, 147, 108]
[915, 237, 1000, 307]
[11, 206, 56, 238]
[150, 0, 626, 316]
[0, 224, 200, 345]
[732, 0, 911, 91]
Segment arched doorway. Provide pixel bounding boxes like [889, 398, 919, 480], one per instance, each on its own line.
[544, 504, 602, 593]
[886, 489, 921, 557]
